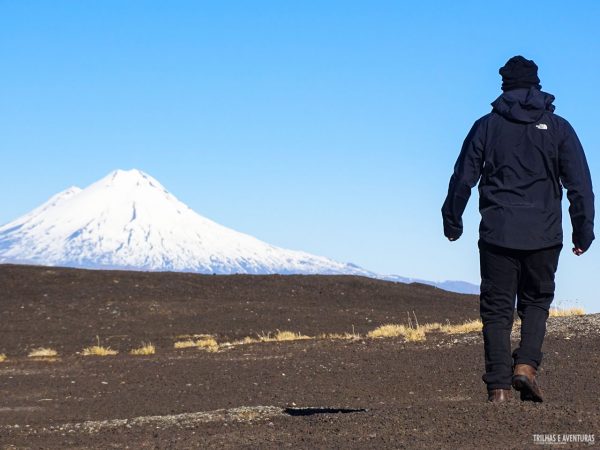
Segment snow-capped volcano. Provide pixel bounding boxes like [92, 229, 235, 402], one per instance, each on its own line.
[0, 169, 479, 294]
[0, 169, 376, 275]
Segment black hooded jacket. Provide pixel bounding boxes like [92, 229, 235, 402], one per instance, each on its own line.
[442, 87, 595, 251]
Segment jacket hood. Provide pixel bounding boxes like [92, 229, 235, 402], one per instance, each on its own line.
[491, 87, 555, 123]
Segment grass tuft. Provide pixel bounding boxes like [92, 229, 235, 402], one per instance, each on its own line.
[174, 333, 214, 340]
[419, 322, 443, 332]
[82, 345, 118, 356]
[367, 324, 426, 341]
[403, 327, 427, 341]
[174, 339, 198, 349]
[196, 337, 219, 352]
[28, 347, 58, 358]
[367, 324, 407, 339]
[367, 318, 483, 341]
[130, 343, 156, 356]
[440, 319, 483, 334]
[318, 332, 362, 340]
[226, 336, 261, 346]
[174, 337, 219, 352]
[257, 330, 312, 342]
[549, 307, 585, 317]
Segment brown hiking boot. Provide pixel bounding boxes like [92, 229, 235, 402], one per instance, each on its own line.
[512, 364, 543, 402]
[487, 389, 512, 403]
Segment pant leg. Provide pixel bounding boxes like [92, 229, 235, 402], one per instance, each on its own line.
[513, 243, 562, 369]
[478, 239, 520, 391]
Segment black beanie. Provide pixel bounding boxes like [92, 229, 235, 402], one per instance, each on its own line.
[499, 55, 541, 91]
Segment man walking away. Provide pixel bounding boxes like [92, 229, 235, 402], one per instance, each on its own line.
[441, 55, 595, 403]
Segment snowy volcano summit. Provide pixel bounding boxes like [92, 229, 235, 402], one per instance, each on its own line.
[0, 169, 480, 294]
[0, 169, 376, 275]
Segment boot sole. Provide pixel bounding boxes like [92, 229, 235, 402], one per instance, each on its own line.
[512, 375, 543, 402]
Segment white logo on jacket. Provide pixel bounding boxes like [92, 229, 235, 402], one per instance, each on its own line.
[536, 123, 548, 130]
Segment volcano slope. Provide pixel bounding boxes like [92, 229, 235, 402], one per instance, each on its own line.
[0, 264, 598, 449]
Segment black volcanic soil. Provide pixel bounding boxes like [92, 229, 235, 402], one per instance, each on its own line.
[0, 265, 598, 449]
[0, 264, 479, 355]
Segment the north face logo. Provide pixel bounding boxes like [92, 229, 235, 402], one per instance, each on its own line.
[536, 123, 548, 130]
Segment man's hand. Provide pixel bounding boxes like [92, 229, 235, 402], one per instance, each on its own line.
[572, 247, 585, 256]
[448, 237, 458, 242]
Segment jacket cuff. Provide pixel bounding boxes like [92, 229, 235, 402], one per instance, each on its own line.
[444, 223, 463, 240]
[573, 232, 595, 252]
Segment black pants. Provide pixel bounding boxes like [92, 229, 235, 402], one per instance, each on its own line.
[478, 239, 562, 391]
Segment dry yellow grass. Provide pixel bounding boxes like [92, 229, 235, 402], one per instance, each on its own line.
[174, 333, 214, 340]
[81, 345, 118, 356]
[367, 324, 426, 342]
[549, 307, 585, 317]
[403, 327, 426, 341]
[258, 330, 312, 342]
[226, 336, 261, 346]
[174, 337, 219, 352]
[228, 330, 360, 346]
[318, 332, 362, 340]
[196, 337, 219, 352]
[367, 324, 407, 339]
[368, 324, 401, 338]
[28, 347, 58, 358]
[174, 339, 198, 349]
[440, 319, 483, 334]
[367, 319, 483, 341]
[0, 354, 6, 362]
[419, 322, 443, 332]
[130, 343, 156, 356]
[273, 330, 311, 341]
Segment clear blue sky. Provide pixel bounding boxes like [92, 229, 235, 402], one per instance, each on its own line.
[1, 1, 599, 311]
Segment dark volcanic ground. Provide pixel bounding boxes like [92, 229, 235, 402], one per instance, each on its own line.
[0, 265, 598, 449]
[0, 264, 479, 355]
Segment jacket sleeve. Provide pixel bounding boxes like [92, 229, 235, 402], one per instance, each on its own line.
[441, 119, 485, 240]
[558, 121, 595, 251]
